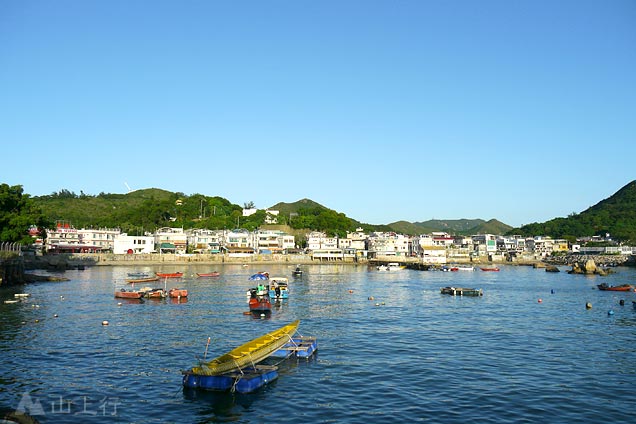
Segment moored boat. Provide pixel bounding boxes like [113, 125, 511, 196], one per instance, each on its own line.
[378, 262, 405, 271]
[189, 320, 300, 376]
[126, 277, 160, 284]
[127, 272, 150, 278]
[480, 267, 500, 272]
[440, 286, 483, 296]
[169, 288, 188, 298]
[115, 289, 144, 299]
[143, 288, 167, 299]
[156, 272, 183, 278]
[450, 266, 475, 271]
[196, 272, 220, 277]
[597, 283, 633, 292]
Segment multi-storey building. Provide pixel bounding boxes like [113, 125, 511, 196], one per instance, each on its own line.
[154, 227, 187, 254]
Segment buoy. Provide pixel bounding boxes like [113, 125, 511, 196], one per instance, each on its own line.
[608, 310, 614, 316]
[34, 319, 39, 323]
[551, 289, 555, 294]
[53, 314, 58, 318]
[619, 299, 625, 306]
[585, 302, 592, 309]
[117, 302, 122, 306]
[375, 303, 380, 306]
[368, 296, 374, 301]
[349, 290, 353, 294]
[102, 320, 109, 326]
[538, 299, 542, 303]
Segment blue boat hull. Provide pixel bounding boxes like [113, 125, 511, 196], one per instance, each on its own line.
[182, 366, 278, 394]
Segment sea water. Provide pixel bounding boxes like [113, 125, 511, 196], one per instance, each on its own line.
[1, 264, 635, 423]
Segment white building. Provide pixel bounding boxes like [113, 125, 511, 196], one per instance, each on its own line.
[253, 229, 295, 253]
[113, 233, 155, 254]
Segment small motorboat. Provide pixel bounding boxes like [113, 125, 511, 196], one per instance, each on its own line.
[597, 283, 633, 292]
[196, 272, 220, 277]
[480, 267, 500, 272]
[127, 272, 150, 278]
[247, 286, 272, 313]
[269, 278, 289, 299]
[292, 265, 303, 277]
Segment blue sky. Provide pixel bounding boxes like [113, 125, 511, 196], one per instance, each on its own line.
[1, 0, 634, 228]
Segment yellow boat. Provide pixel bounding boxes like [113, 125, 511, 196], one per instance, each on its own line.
[191, 320, 300, 376]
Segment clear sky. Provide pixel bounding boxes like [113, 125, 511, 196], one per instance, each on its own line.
[1, 0, 634, 228]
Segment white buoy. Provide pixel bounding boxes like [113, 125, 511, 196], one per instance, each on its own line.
[117, 302, 122, 306]
[102, 320, 109, 326]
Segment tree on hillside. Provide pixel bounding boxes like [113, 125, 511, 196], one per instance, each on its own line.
[0, 184, 51, 245]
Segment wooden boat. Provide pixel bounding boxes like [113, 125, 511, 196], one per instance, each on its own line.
[480, 267, 500, 272]
[183, 365, 278, 393]
[115, 289, 144, 299]
[126, 276, 159, 284]
[597, 283, 633, 292]
[440, 286, 483, 296]
[196, 272, 220, 277]
[169, 288, 188, 298]
[190, 320, 300, 376]
[156, 272, 183, 278]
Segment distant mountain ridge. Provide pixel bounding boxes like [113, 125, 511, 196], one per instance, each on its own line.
[387, 218, 512, 236]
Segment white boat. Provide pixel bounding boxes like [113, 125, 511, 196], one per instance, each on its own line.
[377, 263, 405, 271]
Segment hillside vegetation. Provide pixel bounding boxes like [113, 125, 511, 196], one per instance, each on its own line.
[21, 180, 636, 244]
[509, 180, 636, 243]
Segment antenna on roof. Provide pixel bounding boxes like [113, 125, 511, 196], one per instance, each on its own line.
[124, 182, 132, 193]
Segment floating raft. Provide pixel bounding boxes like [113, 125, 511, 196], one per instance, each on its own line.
[182, 365, 278, 393]
[270, 336, 318, 359]
[440, 287, 483, 296]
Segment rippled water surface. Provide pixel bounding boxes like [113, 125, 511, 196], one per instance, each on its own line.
[1, 264, 636, 423]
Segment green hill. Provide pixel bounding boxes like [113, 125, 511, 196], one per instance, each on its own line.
[509, 180, 636, 243]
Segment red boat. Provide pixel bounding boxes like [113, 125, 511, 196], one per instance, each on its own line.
[156, 272, 183, 278]
[597, 283, 633, 292]
[115, 289, 144, 299]
[480, 267, 500, 272]
[196, 272, 220, 277]
[247, 287, 271, 313]
[169, 288, 188, 298]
